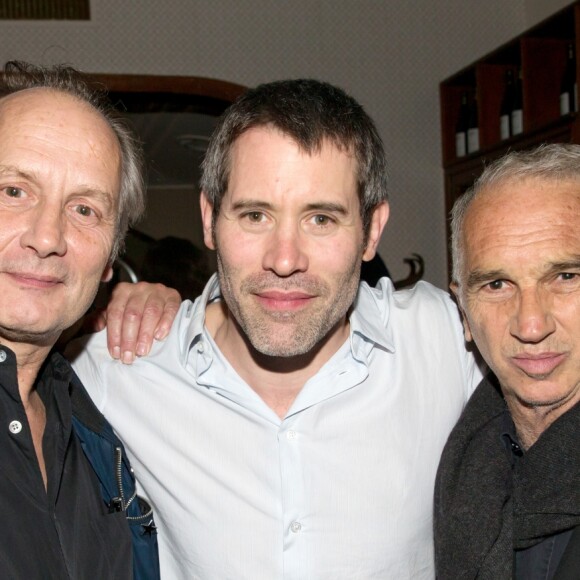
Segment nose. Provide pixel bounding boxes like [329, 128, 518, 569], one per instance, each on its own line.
[510, 287, 555, 343]
[20, 204, 67, 258]
[262, 222, 309, 277]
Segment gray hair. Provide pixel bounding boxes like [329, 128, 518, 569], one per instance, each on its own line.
[0, 61, 145, 260]
[200, 78, 388, 237]
[451, 143, 580, 289]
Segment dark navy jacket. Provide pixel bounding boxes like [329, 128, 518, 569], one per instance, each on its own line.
[70, 372, 160, 580]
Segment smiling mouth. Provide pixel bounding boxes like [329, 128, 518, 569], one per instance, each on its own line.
[255, 290, 315, 312]
[6, 272, 64, 289]
[511, 353, 567, 377]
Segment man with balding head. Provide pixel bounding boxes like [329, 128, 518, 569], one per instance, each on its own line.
[0, 61, 162, 578]
[435, 144, 580, 579]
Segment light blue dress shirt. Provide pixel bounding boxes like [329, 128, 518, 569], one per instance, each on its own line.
[71, 275, 482, 580]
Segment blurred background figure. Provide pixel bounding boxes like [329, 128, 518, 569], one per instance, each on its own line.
[140, 236, 213, 300]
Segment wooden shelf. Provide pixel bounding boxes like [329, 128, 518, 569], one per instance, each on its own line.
[440, 1, 580, 278]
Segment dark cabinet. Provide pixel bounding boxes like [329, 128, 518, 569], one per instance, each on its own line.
[440, 2, 580, 277]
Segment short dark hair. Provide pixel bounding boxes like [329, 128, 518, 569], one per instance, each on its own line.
[0, 61, 145, 259]
[200, 79, 388, 236]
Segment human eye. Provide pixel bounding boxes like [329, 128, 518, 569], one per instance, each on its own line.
[552, 270, 580, 293]
[312, 214, 335, 227]
[485, 279, 506, 291]
[0, 185, 31, 208]
[68, 202, 101, 225]
[304, 213, 338, 235]
[475, 279, 513, 300]
[242, 210, 265, 223]
[75, 204, 95, 217]
[3, 186, 24, 198]
[0, 185, 27, 200]
[236, 209, 271, 232]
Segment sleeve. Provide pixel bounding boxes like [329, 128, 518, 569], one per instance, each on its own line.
[66, 331, 110, 412]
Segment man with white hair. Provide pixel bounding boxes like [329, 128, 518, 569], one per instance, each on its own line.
[435, 144, 580, 579]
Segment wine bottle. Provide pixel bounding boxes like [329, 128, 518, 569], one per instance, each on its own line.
[467, 94, 479, 154]
[455, 92, 469, 157]
[511, 68, 523, 136]
[560, 43, 577, 115]
[499, 69, 514, 140]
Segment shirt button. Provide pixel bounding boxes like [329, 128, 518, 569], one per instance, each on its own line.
[196, 342, 205, 353]
[9, 420, 22, 434]
[286, 430, 297, 440]
[290, 521, 302, 533]
[0, 350, 6, 363]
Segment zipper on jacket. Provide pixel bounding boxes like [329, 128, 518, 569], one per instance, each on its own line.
[113, 446, 153, 523]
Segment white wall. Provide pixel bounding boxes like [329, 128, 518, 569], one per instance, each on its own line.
[0, 0, 529, 288]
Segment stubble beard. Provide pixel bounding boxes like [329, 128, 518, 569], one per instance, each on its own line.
[217, 254, 362, 358]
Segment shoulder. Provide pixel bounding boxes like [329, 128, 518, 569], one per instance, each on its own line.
[358, 278, 461, 328]
[353, 278, 468, 361]
[392, 280, 458, 312]
[67, 299, 197, 406]
[69, 299, 197, 363]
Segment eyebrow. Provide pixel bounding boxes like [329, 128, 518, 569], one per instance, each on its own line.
[229, 199, 273, 211]
[466, 257, 580, 289]
[304, 202, 349, 215]
[545, 258, 580, 275]
[229, 199, 349, 215]
[76, 187, 116, 214]
[0, 164, 36, 181]
[0, 163, 116, 213]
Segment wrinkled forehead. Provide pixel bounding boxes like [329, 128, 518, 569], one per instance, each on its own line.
[0, 87, 122, 194]
[467, 176, 580, 222]
[0, 87, 119, 149]
[461, 177, 580, 267]
[0, 86, 84, 118]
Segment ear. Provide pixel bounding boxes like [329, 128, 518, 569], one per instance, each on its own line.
[362, 201, 390, 262]
[101, 262, 114, 283]
[200, 191, 216, 250]
[450, 281, 473, 342]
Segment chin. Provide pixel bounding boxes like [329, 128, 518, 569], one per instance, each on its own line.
[512, 384, 576, 409]
[0, 324, 60, 346]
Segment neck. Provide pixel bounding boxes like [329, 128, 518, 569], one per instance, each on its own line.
[206, 302, 349, 419]
[1, 337, 53, 402]
[506, 393, 580, 450]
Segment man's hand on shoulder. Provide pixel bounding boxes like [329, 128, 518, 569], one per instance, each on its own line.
[101, 282, 181, 364]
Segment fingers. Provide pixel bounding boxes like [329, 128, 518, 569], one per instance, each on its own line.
[149, 289, 182, 343]
[105, 282, 182, 363]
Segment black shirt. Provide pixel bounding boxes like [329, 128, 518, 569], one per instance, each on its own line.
[0, 346, 132, 579]
[501, 414, 574, 580]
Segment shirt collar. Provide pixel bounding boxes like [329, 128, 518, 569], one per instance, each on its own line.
[0, 344, 72, 401]
[183, 273, 221, 365]
[349, 279, 395, 352]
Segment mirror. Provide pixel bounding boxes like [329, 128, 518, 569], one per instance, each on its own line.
[89, 74, 246, 291]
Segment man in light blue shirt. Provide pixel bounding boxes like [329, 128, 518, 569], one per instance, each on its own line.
[71, 79, 482, 579]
